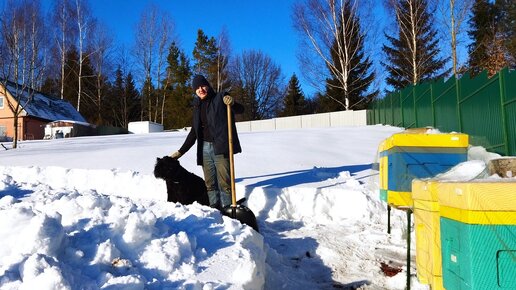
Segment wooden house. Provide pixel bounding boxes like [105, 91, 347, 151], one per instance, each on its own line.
[0, 81, 87, 141]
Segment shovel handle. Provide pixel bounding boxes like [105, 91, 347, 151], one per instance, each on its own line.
[227, 103, 237, 207]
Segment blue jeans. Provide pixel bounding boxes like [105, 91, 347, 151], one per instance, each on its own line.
[202, 141, 231, 208]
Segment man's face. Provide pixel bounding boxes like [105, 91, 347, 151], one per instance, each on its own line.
[196, 85, 209, 99]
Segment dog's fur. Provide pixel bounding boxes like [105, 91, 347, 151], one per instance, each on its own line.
[154, 156, 210, 206]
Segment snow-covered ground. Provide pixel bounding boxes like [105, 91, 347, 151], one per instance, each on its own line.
[0, 125, 503, 289]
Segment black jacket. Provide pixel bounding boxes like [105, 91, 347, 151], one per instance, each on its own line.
[178, 89, 243, 165]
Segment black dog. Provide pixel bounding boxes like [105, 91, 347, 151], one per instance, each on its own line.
[153, 156, 210, 206]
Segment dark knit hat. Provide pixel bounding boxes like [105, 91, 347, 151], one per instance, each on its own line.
[192, 74, 210, 91]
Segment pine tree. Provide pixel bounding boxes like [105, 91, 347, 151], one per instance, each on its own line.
[192, 29, 218, 85]
[141, 77, 155, 121]
[497, 0, 516, 67]
[467, 0, 498, 75]
[63, 47, 80, 111]
[382, 0, 449, 91]
[105, 66, 125, 127]
[40, 77, 60, 98]
[124, 72, 141, 126]
[62, 46, 97, 123]
[279, 74, 307, 117]
[323, 0, 377, 111]
[162, 42, 193, 129]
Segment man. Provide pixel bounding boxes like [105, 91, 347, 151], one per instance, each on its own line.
[170, 74, 244, 209]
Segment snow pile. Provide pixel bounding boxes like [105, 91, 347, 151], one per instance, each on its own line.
[1, 125, 467, 289]
[0, 168, 265, 289]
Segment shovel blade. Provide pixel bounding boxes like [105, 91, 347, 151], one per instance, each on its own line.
[222, 204, 259, 232]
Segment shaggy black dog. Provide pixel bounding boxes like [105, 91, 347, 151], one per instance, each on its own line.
[153, 156, 210, 206]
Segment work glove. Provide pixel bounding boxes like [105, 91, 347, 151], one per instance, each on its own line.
[170, 151, 182, 159]
[223, 95, 234, 106]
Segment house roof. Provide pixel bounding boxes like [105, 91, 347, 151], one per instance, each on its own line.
[5, 82, 86, 123]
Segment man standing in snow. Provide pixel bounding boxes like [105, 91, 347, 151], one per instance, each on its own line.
[170, 74, 244, 210]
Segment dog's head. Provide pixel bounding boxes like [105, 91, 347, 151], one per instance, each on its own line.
[153, 156, 182, 180]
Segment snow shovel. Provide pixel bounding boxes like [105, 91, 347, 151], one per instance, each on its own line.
[222, 102, 259, 232]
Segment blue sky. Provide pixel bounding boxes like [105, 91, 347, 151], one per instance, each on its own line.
[4, 0, 468, 98]
[90, 0, 310, 94]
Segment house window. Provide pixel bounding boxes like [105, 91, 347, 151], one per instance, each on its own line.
[0, 96, 4, 109]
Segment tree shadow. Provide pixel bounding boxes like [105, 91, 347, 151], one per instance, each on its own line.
[0, 184, 33, 199]
[239, 164, 372, 221]
[237, 164, 374, 288]
[261, 219, 371, 289]
[237, 164, 372, 189]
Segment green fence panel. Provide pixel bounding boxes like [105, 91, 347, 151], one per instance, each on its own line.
[401, 85, 416, 128]
[368, 107, 373, 125]
[433, 76, 459, 132]
[391, 92, 403, 127]
[414, 82, 433, 127]
[371, 100, 377, 124]
[379, 96, 387, 125]
[459, 71, 505, 154]
[376, 100, 381, 124]
[378, 97, 385, 125]
[384, 94, 392, 125]
[503, 69, 516, 156]
[505, 104, 516, 156]
[366, 69, 515, 156]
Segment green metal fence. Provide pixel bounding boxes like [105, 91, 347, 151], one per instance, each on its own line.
[368, 68, 516, 156]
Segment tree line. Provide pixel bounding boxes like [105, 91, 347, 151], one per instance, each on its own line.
[1, 0, 515, 135]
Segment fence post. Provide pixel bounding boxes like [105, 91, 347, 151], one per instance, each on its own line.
[413, 85, 417, 128]
[399, 91, 404, 127]
[455, 76, 462, 132]
[431, 82, 436, 128]
[498, 69, 510, 156]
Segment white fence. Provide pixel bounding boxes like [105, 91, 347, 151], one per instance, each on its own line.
[236, 110, 367, 132]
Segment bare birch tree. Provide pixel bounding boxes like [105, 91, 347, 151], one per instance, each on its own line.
[216, 27, 232, 92]
[293, 0, 376, 110]
[50, 0, 74, 100]
[90, 23, 113, 125]
[0, 0, 45, 148]
[133, 4, 174, 123]
[435, 0, 474, 75]
[72, 0, 96, 113]
[230, 50, 284, 120]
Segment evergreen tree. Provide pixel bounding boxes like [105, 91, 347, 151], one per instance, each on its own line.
[162, 42, 193, 129]
[497, 0, 516, 67]
[105, 66, 125, 127]
[124, 72, 141, 126]
[279, 74, 307, 117]
[62, 46, 97, 123]
[141, 77, 155, 121]
[467, 0, 498, 75]
[107, 69, 141, 128]
[40, 77, 60, 98]
[78, 54, 97, 123]
[63, 47, 80, 110]
[323, 0, 377, 111]
[192, 29, 219, 86]
[382, 0, 448, 91]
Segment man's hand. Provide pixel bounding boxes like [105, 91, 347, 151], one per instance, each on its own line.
[170, 151, 182, 159]
[223, 95, 234, 106]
